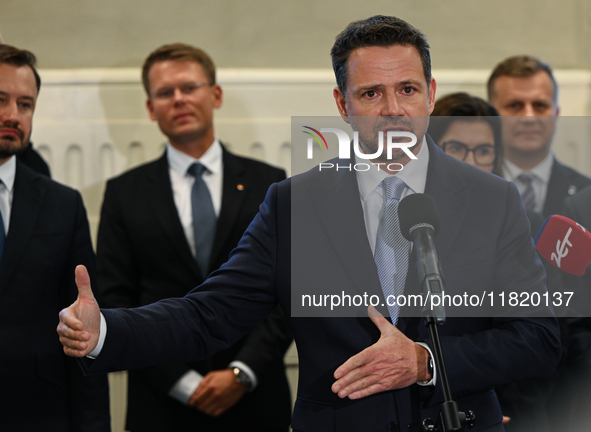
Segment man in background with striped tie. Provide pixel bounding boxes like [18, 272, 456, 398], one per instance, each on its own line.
[488, 55, 591, 432]
[487, 55, 591, 217]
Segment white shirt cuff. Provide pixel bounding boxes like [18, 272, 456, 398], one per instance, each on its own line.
[416, 342, 437, 387]
[86, 312, 107, 359]
[168, 370, 204, 405]
[229, 360, 258, 391]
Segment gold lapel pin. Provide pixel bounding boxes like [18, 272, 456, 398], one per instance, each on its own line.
[237, 184, 244, 191]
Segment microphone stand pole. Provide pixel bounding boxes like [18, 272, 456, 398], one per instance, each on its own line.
[415, 253, 476, 431]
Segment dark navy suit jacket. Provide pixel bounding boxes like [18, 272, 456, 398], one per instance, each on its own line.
[0, 162, 110, 431]
[85, 139, 560, 432]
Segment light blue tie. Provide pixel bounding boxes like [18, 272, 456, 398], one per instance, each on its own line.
[188, 163, 217, 278]
[374, 176, 409, 325]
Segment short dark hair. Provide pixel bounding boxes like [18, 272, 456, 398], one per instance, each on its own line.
[142, 43, 216, 96]
[487, 55, 557, 102]
[0, 44, 41, 92]
[330, 15, 431, 94]
[429, 92, 503, 176]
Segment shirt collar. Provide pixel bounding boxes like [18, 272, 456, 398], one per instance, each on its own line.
[503, 152, 554, 184]
[356, 136, 429, 200]
[166, 139, 222, 177]
[0, 156, 17, 192]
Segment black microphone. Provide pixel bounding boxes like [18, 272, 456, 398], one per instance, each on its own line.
[398, 193, 446, 323]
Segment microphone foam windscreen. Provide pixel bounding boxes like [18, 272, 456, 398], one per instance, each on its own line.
[398, 193, 441, 241]
[535, 215, 591, 276]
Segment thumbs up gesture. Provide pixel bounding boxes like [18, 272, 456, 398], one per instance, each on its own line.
[57, 265, 101, 357]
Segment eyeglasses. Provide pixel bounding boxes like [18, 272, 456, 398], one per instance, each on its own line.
[152, 82, 210, 100]
[441, 141, 497, 166]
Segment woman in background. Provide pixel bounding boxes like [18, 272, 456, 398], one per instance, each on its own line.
[428, 92, 502, 175]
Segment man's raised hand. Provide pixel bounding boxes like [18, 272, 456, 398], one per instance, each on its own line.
[57, 265, 101, 357]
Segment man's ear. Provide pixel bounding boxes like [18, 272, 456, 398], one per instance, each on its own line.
[212, 84, 223, 109]
[428, 77, 437, 114]
[146, 98, 157, 121]
[333, 86, 350, 124]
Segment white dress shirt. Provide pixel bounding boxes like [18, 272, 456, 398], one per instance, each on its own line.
[0, 156, 17, 234]
[502, 152, 554, 214]
[167, 141, 223, 258]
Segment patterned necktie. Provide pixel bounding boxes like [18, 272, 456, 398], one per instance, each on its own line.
[187, 163, 217, 278]
[517, 173, 536, 210]
[374, 176, 410, 325]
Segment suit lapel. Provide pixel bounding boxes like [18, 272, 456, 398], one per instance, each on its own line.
[306, 164, 384, 305]
[209, 147, 247, 269]
[399, 140, 474, 332]
[423, 139, 474, 260]
[544, 159, 572, 217]
[146, 152, 203, 280]
[0, 163, 45, 289]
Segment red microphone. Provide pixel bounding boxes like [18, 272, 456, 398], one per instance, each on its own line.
[534, 215, 591, 276]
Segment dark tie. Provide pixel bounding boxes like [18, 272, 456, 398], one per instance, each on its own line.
[374, 176, 409, 325]
[187, 163, 217, 278]
[517, 173, 536, 210]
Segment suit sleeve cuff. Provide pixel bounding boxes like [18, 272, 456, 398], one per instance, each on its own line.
[229, 360, 258, 391]
[168, 370, 204, 405]
[416, 342, 437, 387]
[87, 312, 107, 359]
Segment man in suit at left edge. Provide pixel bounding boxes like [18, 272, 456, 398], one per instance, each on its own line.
[0, 44, 111, 430]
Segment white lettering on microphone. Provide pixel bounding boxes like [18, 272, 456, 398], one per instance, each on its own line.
[551, 227, 573, 268]
[576, 222, 587, 233]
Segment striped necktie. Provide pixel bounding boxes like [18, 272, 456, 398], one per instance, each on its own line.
[374, 176, 410, 325]
[517, 173, 536, 210]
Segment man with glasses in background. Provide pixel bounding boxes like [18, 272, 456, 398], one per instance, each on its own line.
[95, 43, 292, 432]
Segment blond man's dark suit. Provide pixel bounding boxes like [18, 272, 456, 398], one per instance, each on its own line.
[96, 145, 292, 431]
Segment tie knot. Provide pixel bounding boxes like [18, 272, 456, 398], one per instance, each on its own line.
[381, 176, 407, 201]
[187, 163, 207, 178]
[517, 173, 535, 185]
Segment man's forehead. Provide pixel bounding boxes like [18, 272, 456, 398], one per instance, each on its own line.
[0, 63, 37, 97]
[494, 72, 555, 99]
[149, 60, 205, 80]
[347, 45, 425, 83]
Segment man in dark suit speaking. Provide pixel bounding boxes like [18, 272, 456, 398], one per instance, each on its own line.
[0, 44, 111, 430]
[96, 44, 292, 432]
[59, 17, 561, 432]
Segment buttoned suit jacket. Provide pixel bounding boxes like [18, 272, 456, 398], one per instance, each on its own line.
[542, 158, 591, 217]
[0, 161, 110, 431]
[87, 139, 560, 432]
[96, 145, 292, 431]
